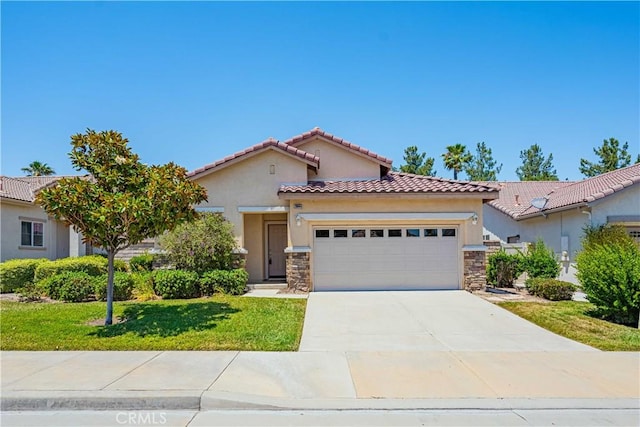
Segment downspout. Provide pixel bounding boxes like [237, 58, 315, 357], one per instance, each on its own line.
[581, 207, 592, 227]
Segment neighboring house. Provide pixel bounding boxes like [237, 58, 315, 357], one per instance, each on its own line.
[482, 163, 640, 281]
[0, 176, 90, 262]
[189, 127, 499, 292]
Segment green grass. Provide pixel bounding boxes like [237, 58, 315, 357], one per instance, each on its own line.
[498, 300, 640, 351]
[0, 296, 306, 351]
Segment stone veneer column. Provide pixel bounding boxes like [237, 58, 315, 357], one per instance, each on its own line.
[463, 248, 487, 291]
[286, 251, 311, 292]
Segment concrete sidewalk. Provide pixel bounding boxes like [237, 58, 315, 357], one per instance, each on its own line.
[1, 350, 638, 411]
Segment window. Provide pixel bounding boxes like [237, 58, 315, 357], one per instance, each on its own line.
[351, 229, 365, 237]
[442, 228, 456, 237]
[424, 228, 438, 237]
[21, 221, 44, 247]
[388, 229, 402, 237]
[334, 229, 348, 238]
[507, 235, 520, 243]
[370, 229, 384, 238]
[315, 230, 330, 238]
[406, 229, 420, 237]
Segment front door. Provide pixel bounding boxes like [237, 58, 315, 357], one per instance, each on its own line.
[267, 224, 287, 278]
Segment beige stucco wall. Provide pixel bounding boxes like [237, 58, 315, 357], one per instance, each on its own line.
[295, 137, 381, 181]
[0, 200, 66, 262]
[193, 149, 308, 247]
[287, 197, 485, 247]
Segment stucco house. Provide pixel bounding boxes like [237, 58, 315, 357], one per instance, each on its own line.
[0, 176, 90, 262]
[482, 163, 640, 281]
[189, 128, 499, 292]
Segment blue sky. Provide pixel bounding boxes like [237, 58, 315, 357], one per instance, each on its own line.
[2, 1, 638, 181]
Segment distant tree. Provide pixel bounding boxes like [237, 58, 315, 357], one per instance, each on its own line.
[579, 138, 634, 177]
[21, 161, 55, 176]
[442, 144, 472, 180]
[464, 142, 503, 181]
[399, 145, 436, 176]
[516, 144, 558, 181]
[36, 130, 207, 325]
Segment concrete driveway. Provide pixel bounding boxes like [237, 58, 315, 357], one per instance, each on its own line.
[299, 291, 597, 352]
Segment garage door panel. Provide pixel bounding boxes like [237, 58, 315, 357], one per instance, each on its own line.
[313, 226, 459, 291]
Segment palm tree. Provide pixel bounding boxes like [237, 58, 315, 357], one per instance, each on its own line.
[21, 161, 56, 176]
[442, 144, 472, 180]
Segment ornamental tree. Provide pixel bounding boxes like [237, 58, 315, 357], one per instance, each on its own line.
[442, 144, 472, 180]
[36, 130, 207, 325]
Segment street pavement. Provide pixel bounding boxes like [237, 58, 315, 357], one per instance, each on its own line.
[1, 291, 639, 426]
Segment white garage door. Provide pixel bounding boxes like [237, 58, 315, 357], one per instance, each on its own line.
[313, 226, 460, 291]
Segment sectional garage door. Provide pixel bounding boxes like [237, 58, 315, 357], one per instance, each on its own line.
[313, 226, 460, 291]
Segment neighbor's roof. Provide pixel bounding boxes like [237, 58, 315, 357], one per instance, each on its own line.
[188, 138, 319, 179]
[279, 171, 499, 196]
[0, 176, 70, 203]
[486, 163, 640, 220]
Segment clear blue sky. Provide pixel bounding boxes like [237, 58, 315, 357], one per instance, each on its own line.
[2, 1, 638, 181]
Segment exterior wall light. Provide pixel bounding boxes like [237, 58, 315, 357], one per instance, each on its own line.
[296, 214, 302, 227]
[471, 213, 478, 225]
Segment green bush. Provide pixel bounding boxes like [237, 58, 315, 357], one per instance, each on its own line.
[38, 271, 96, 302]
[576, 239, 640, 326]
[525, 278, 577, 301]
[487, 250, 525, 287]
[16, 282, 44, 302]
[93, 272, 135, 301]
[524, 239, 560, 279]
[159, 213, 236, 274]
[582, 224, 632, 250]
[129, 253, 154, 272]
[152, 270, 200, 299]
[0, 258, 47, 292]
[131, 272, 157, 301]
[33, 255, 128, 282]
[199, 269, 249, 296]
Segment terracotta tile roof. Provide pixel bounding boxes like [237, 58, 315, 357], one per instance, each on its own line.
[0, 176, 69, 203]
[188, 138, 319, 178]
[279, 172, 499, 195]
[283, 127, 393, 167]
[486, 163, 640, 219]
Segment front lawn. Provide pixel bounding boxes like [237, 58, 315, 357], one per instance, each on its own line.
[498, 300, 640, 351]
[0, 295, 306, 351]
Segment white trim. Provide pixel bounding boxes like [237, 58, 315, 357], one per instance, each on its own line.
[299, 212, 476, 221]
[196, 206, 224, 213]
[462, 245, 488, 252]
[239, 206, 289, 213]
[284, 246, 312, 253]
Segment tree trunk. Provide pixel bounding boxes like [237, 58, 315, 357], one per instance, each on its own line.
[453, 169, 458, 180]
[105, 250, 115, 326]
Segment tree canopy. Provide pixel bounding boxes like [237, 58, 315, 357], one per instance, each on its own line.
[36, 129, 207, 324]
[442, 144, 472, 180]
[399, 145, 436, 176]
[579, 138, 635, 177]
[515, 144, 558, 181]
[21, 161, 55, 176]
[464, 142, 503, 181]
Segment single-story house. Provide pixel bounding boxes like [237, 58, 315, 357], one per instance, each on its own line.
[189, 127, 499, 292]
[482, 163, 640, 281]
[0, 176, 91, 262]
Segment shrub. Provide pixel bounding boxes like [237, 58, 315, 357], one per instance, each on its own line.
[487, 250, 525, 287]
[523, 239, 560, 279]
[131, 272, 157, 301]
[129, 253, 154, 272]
[199, 269, 249, 296]
[93, 272, 135, 301]
[16, 282, 44, 302]
[159, 213, 236, 274]
[576, 239, 640, 326]
[0, 258, 47, 293]
[525, 277, 577, 301]
[582, 224, 631, 251]
[37, 271, 96, 302]
[152, 270, 200, 299]
[34, 256, 106, 282]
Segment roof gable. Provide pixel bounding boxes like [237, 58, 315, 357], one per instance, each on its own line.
[0, 176, 70, 203]
[188, 138, 319, 179]
[283, 127, 393, 169]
